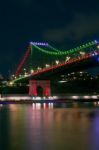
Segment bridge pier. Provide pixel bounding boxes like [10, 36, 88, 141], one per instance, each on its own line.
[29, 80, 51, 97]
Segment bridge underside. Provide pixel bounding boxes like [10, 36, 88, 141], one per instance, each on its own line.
[15, 56, 99, 83]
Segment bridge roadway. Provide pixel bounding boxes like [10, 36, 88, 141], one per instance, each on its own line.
[14, 53, 99, 83]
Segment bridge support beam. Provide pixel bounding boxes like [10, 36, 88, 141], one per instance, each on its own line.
[29, 80, 51, 96]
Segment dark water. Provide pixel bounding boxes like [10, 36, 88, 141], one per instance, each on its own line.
[0, 102, 99, 150]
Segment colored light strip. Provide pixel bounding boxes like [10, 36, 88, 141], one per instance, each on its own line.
[30, 42, 48, 46]
[32, 40, 97, 56]
[15, 46, 31, 76]
[30, 51, 99, 76]
[15, 39, 98, 78]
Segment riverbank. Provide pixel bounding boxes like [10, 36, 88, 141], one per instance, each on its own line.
[0, 94, 99, 104]
[0, 99, 99, 104]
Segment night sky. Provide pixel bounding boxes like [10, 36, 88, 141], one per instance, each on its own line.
[0, 0, 99, 78]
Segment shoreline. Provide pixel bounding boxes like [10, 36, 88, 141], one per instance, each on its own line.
[0, 99, 99, 104]
[0, 94, 99, 104]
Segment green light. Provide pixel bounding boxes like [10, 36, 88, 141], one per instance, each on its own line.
[32, 40, 96, 56]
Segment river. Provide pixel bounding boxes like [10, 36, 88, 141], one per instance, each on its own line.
[0, 102, 99, 150]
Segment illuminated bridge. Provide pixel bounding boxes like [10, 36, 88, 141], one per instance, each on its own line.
[11, 40, 99, 96]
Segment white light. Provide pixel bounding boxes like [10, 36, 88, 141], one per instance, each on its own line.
[37, 67, 42, 70]
[65, 56, 70, 61]
[43, 103, 46, 109]
[97, 45, 99, 49]
[12, 74, 15, 77]
[49, 103, 53, 109]
[48, 96, 52, 99]
[32, 103, 36, 109]
[55, 60, 59, 65]
[83, 96, 90, 99]
[9, 81, 14, 86]
[24, 72, 28, 77]
[43, 97, 46, 99]
[33, 103, 41, 109]
[59, 80, 67, 83]
[30, 69, 34, 73]
[45, 64, 50, 68]
[35, 97, 41, 100]
[0, 104, 3, 107]
[79, 51, 85, 55]
[91, 95, 97, 99]
[72, 96, 79, 99]
[53, 96, 58, 99]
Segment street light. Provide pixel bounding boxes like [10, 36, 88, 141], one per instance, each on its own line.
[45, 64, 50, 68]
[79, 51, 85, 55]
[9, 81, 14, 86]
[65, 57, 70, 62]
[24, 72, 28, 77]
[37, 67, 42, 70]
[30, 69, 34, 73]
[55, 60, 59, 65]
[97, 45, 99, 49]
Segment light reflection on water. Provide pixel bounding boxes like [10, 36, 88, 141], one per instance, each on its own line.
[32, 103, 54, 109]
[0, 102, 99, 150]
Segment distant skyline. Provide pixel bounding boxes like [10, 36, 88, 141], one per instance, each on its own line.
[0, 0, 99, 77]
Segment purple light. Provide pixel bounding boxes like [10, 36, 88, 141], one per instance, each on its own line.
[97, 57, 99, 61]
[91, 53, 95, 56]
[94, 40, 98, 44]
[91, 52, 98, 56]
[30, 42, 48, 46]
[94, 52, 98, 55]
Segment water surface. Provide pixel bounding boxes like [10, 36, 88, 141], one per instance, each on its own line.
[0, 102, 99, 150]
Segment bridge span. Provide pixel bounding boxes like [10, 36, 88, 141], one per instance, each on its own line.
[10, 40, 99, 96]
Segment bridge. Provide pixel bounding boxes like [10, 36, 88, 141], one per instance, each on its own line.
[11, 40, 99, 96]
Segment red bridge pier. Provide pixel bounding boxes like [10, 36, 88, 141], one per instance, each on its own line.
[29, 80, 51, 96]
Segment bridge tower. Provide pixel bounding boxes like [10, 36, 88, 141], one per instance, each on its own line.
[29, 80, 51, 97]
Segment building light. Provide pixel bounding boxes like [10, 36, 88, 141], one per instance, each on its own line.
[9, 81, 14, 86]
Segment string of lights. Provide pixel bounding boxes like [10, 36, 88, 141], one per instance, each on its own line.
[15, 40, 98, 77]
[14, 49, 99, 82]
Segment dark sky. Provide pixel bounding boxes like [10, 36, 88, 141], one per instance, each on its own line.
[0, 0, 99, 77]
